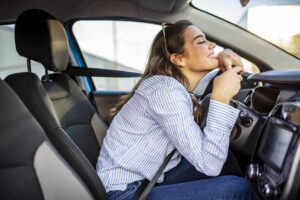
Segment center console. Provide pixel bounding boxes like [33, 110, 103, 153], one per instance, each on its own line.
[247, 102, 300, 199]
[243, 70, 300, 199]
[202, 70, 300, 199]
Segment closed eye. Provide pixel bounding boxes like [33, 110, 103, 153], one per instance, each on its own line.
[193, 35, 206, 44]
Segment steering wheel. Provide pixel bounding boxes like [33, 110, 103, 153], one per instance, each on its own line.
[199, 90, 263, 158]
[198, 68, 257, 133]
[200, 95, 249, 131]
[197, 66, 263, 156]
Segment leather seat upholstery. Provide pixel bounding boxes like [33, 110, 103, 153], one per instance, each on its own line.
[0, 79, 95, 200]
[5, 9, 107, 199]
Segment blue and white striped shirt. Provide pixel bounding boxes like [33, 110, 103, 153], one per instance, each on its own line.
[192, 69, 220, 100]
[96, 75, 240, 192]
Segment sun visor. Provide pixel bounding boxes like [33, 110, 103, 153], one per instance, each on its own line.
[137, 0, 189, 12]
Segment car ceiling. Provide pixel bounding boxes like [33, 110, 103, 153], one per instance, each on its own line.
[0, 0, 190, 23]
[1, 0, 299, 70]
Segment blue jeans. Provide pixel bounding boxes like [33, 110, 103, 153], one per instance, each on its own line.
[107, 158, 254, 200]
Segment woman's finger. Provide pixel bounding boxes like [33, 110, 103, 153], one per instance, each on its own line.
[222, 58, 232, 71]
[238, 74, 243, 81]
[231, 66, 244, 74]
[231, 54, 243, 67]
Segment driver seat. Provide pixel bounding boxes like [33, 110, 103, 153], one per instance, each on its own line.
[0, 78, 95, 199]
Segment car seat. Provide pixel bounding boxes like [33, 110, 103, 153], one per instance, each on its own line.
[0, 78, 105, 199]
[5, 9, 107, 199]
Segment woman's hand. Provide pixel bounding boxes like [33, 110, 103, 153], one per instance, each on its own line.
[218, 49, 243, 72]
[211, 66, 244, 105]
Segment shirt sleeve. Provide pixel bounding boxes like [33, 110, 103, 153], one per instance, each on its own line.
[147, 83, 240, 176]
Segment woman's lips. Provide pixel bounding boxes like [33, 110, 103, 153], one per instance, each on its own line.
[208, 52, 217, 59]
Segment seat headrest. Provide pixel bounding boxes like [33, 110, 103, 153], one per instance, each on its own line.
[15, 9, 69, 72]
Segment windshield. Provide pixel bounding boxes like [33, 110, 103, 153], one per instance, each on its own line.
[192, 0, 300, 59]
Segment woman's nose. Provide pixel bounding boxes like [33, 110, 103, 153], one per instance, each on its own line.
[208, 41, 216, 50]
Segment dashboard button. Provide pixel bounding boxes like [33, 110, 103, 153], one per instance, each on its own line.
[246, 163, 260, 181]
[263, 184, 274, 198]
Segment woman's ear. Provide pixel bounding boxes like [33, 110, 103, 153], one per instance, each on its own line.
[170, 54, 186, 67]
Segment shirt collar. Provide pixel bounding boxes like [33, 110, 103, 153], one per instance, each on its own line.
[192, 69, 220, 99]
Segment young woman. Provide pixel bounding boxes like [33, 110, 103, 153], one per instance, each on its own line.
[96, 20, 254, 200]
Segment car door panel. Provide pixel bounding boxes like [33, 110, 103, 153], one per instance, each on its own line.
[92, 90, 128, 124]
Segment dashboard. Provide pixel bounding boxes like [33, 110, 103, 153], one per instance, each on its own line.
[200, 70, 300, 200]
[230, 70, 300, 200]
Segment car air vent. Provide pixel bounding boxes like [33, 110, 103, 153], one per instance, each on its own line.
[252, 86, 279, 114]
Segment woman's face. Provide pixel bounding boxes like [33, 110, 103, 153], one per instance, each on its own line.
[181, 25, 218, 72]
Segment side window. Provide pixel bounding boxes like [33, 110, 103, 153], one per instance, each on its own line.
[241, 58, 260, 74]
[72, 21, 259, 92]
[0, 25, 45, 79]
[72, 20, 161, 91]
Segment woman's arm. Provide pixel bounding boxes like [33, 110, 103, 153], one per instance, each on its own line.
[147, 82, 240, 176]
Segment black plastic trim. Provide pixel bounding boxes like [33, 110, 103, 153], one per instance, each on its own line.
[248, 70, 300, 85]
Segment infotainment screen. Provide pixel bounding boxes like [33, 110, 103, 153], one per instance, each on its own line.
[258, 117, 295, 172]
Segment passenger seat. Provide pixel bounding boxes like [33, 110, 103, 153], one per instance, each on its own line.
[0, 78, 103, 199]
[5, 9, 107, 199]
[6, 9, 107, 168]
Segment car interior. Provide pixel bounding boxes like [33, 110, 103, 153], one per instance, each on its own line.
[0, 0, 300, 200]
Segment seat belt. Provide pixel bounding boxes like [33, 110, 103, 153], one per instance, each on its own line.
[132, 149, 176, 200]
[64, 66, 141, 77]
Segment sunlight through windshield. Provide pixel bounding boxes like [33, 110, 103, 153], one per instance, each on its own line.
[192, 0, 300, 59]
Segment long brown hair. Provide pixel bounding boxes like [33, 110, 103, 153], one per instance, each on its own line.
[110, 20, 201, 123]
